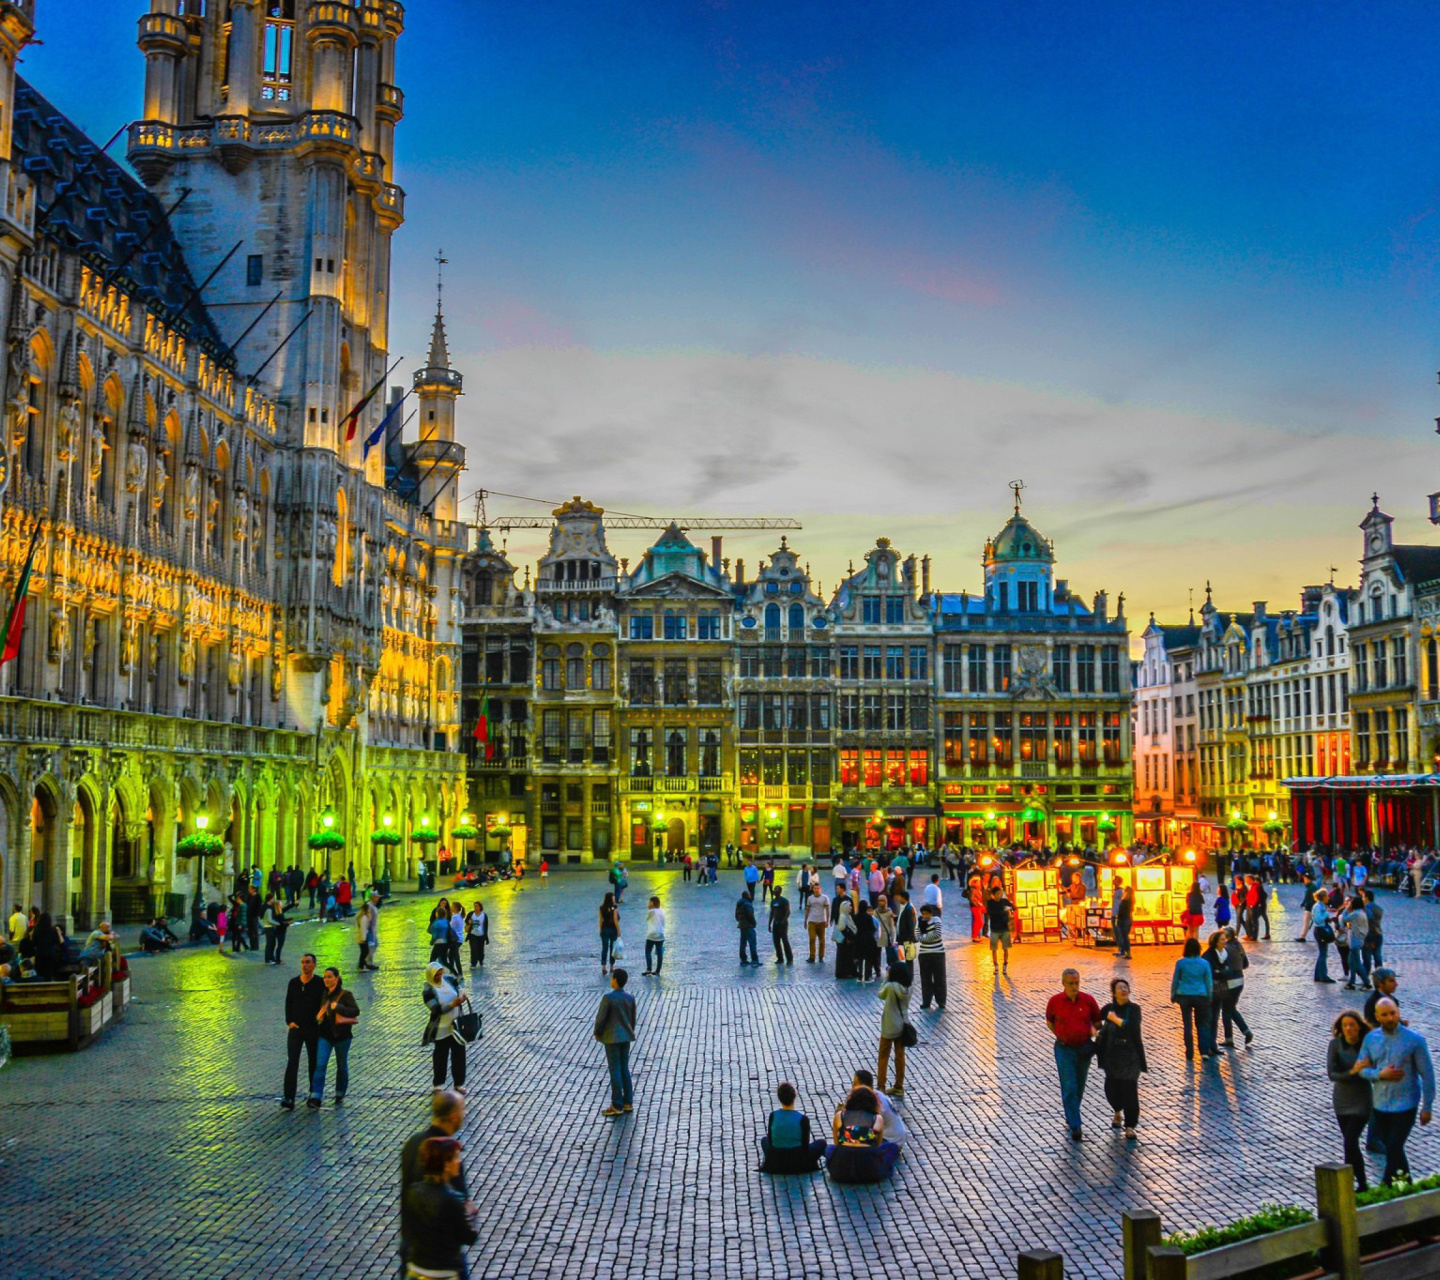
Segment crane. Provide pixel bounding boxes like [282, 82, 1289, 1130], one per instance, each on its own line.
[466, 488, 802, 533]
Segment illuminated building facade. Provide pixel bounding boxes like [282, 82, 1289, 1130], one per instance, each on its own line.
[0, 1, 467, 927]
[934, 501, 1133, 850]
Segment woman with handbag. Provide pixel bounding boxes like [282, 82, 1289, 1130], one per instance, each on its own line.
[1097, 977, 1148, 1139]
[308, 967, 359, 1108]
[466, 901, 489, 970]
[599, 892, 621, 975]
[423, 961, 471, 1090]
[403, 1137, 478, 1280]
[875, 963, 913, 1099]
[874, 896, 897, 971]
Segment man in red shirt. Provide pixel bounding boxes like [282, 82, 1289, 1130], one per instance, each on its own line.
[1046, 968, 1102, 1141]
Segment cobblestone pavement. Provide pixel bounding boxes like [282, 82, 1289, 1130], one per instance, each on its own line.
[4, 869, 1440, 1280]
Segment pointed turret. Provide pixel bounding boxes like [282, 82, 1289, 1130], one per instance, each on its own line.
[410, 258, 465, 521]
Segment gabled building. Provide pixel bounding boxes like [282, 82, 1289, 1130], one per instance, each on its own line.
[935, 501, 1132, 849]
[615, 524, 735, 860]
[1133, 618, 1200, 845]
[531, 497, 620, 864]
[734, 538, 834, 853]
[832, 537, 934, 851]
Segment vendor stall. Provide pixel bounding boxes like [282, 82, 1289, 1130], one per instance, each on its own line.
[1082, 857, 1195, 947]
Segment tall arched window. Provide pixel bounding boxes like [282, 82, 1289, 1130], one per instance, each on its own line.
[666, 730, 686, 778]
[565, 643, 585, 689]
[262, 3, 295, 102]
[1428, 638, 1438, 699]
[591, 643, 612, 691]
[764, 603, 780, 639]
[787, 603, 804, 633]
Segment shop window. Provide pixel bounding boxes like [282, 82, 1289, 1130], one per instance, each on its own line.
[838, 749, 858, 787]
[862, 749, 882, 788]
[908, 750, 928, 786]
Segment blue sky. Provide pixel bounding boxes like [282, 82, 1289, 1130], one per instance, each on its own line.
[30, 2, 1440, 617]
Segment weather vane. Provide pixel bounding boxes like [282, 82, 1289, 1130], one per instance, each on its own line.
[1009, 479, 1025, 513]
[435, 248, 448, 309]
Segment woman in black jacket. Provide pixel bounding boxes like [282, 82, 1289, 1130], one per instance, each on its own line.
[403, 1136, 477, 1278]
[1327, 1009, 1373, 1191]
[1201, 932, 1233, 1060]
[1097, 977, 1148, 1139]
[853, 901, 880, 982]
[30, 912, 63, 980]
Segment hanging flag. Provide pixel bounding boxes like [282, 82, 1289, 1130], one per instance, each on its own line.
[472, 689, 494, 760]
[0, 526, 41, 668]
[342, 357, 402, 443]
[364, 391, 406, 460]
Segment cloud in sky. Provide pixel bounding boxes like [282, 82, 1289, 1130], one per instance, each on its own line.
[456, 342, 1432, 621]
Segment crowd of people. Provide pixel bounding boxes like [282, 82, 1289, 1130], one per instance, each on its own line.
[2, 905, 121, 983]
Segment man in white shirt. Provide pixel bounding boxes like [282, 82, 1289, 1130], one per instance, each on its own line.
[831, 858, 848, 897]
[921, 874, 943, 915]
[804, 885, 832, 962]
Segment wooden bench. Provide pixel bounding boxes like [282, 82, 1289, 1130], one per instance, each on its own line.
[0, 952, 130, 1054]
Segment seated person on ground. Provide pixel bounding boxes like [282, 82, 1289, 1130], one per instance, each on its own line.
[139, 918, 176, 953]
[851, 1068, 907, 1146]
[759, 1081, 827, 1173]
[826, 1084, 901, 1184]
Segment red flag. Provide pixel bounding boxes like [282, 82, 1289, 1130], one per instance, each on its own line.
[0, 527, 40, 668]
[342, 368, 392, 443]
[472, 690, 494, 761]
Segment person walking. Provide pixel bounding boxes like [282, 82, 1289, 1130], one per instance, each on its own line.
[262, 895, 282, 965]
[917, 904, 946, 1011]
[743, 859, 760, 901]
[854, 900, 880, 982]
[1297, 873, 1318, 942]
[402, 1137, 478, 1280]
[1217, 928, 1253, 1047]
[876, 962, 912, 1099]
[1329, 1010, 1373, 1191]
[874, 894, 897, 970]
[281, 952, 325, 1111]
[1183, 880, 1205, 943]
[422, 960, 471, 1090]
[1214, 883, 1232, 931]
[1114, 884, 1135, 959]
[768, 886, 793, 966]
[1355, 998, 1435, 1185]
[1047, 969, 1102, 1141]
[1313, 894, 1338, 983]
[1097, 978, 1148, 1140]
[307, 967, 359, 1108]
[643, 896, 666, 976]
[399, 1092, 470, 1277]
[968, 873, 986, 942]
[466, 900, 489, 970]
[804, 883, 830, 963]
[1364, 891, 1385, 968]
[834, 896, 858, 979]
[228, 892, 250, 956]
[599, 892, 621, 975]
[593, 967, 637, 1118]
[986, 884, 1015, 974]
[736, 889, 760, 967]
[1170, 937, 1216, 1060]
[447, 902, 466, 975]
[1342, 894, 1373, 991]
[355, 897, 379, 972]
[761, 860, 776, 904]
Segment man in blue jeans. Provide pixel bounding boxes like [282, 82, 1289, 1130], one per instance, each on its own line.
[736, 890, 760, 966]
[593, 968, 637, 1118]
[1356, 997, 1434, 1184]
[1046, 968, 1101, 1141]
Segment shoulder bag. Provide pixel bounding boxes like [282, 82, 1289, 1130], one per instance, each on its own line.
[453, 1009, 481, 1044]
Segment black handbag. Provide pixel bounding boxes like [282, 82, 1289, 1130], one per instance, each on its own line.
[453, 1010, 481, 1044]
[899, 1021, 918, 1048]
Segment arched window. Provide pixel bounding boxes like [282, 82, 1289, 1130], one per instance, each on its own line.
[565, 643, 585, 689]
[1325, 625, 1335, 657]
[764, 602, 780, 638]
[699, 729, 720, 777]
[541, 645, 561, 691]
[1428, 638, 1438, 699]
[591, 643, 612, 691]
[261, 3, 295, 102]
[787, 603, 804, 632]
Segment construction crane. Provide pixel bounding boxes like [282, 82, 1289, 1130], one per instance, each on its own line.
[467, 488, 801, 533]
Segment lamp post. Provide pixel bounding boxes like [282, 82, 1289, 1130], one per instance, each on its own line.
[321, 809, 336, 879]
[652, 810, 667, 860]
[766, 807, 781, 853]
[190, 813, 210, 921]
[382, 813, 393, 890]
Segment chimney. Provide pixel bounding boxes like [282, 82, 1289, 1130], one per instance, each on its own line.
[1094, 590, 1108, 620]
[735, 559, 745, 585]
[1253, 600, 1267, 621]
[711, 536, 723, 569]
[921, 555, 931, 596]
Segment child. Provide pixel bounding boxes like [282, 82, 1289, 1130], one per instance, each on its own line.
[323, 891, 337, 923]
[759, 1081, 826, 1174]
[539, 858, 549, 885]
[1214, 886, 1232, 929]
[215, 907, 228, 950]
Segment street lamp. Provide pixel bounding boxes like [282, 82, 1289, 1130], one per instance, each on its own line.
[652, 810, 667, 860]
[195, 813, 209, 831]
[766, 808, 781, 853]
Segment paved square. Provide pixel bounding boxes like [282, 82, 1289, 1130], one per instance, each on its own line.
[3, 869, 1438, 1279]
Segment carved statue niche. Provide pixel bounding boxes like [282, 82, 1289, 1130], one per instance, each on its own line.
[87, 415, 107, 487]
[82, 615, 96, 670]
[124, 439, 148, 493]
[182, 465, 200, 519]
[119, 622, 137, 674]
[55, 397, 80, 463]
[232, 489, 249, 542]
[206, 477, 221, 539]
[150, 450, 169, 509]
[270, 632, 284, 701]
[46, 606, 69, 661]
[177, 632, 195, 684]
[227, 643, 243, 692]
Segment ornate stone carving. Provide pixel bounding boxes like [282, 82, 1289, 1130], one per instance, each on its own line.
[182, 465, 200, 518]
[124, 439, 148, 493]
[178, 633, 194, 684]
[150, 450, 168, 509]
